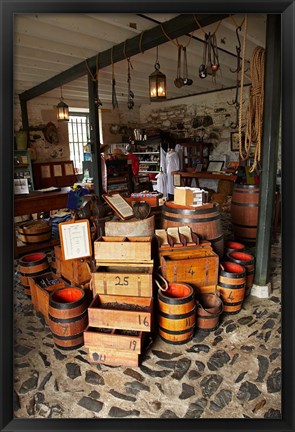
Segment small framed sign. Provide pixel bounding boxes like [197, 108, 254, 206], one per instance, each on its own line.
[173, 174, 181, 187]
[207, 161, 224, 172]
[231, 131, 245, 152]
[58, 219, 92, 260]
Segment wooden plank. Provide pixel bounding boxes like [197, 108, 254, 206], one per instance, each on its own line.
[87, 347, 139, 367]
[94, 236, 152, 262]
[84, 327, 144, 354]
[88, 294, 153, 332]
[92, 267, 153, 297]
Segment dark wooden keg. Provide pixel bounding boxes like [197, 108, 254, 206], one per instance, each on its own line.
[161, 202, 224, 258]
[217, 261, 246, 313]
[231, 184, 259, 243]
[158, 283, 196, 344]
[48, 287, 88, 350]
[224, 241, 245, 257]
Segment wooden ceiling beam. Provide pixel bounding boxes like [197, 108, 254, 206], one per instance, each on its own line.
[19, 13, 229, 102]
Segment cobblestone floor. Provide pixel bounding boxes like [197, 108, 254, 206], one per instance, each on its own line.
[13, 214, 281, 420]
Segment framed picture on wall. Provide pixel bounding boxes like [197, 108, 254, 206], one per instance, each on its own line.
[231, 131, 245, 151]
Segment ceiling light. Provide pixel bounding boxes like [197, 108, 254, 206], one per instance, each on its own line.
[149, 46, 167, 102]
[57, 86, 69, 121]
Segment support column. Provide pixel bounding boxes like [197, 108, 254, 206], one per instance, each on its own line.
[87, 74, 102, 197]
[253, 14, 281, 292]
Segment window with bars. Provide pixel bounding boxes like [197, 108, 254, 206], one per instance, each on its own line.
[68, 113, 90, 174]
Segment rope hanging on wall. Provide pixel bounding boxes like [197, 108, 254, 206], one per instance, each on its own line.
[238, 15, 265, 172]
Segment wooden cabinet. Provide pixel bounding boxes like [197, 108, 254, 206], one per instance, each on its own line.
[14, 150, 34, 191]
[106, 159, 132, 195]
[179, 142, 213, 170]
[32, 160, 77, 189]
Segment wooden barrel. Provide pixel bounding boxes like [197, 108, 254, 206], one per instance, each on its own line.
[48, 287, 88, 350]
[18, 252, 50, 296]
[161, 202, 224, 258]
[227, 251, 255, 298]
[224, 241, 245, 257]
[196, 293, 223, 330]
[231, 184, 259, 243]
[158, 283, 196, 344]
[217, 261, 246, 314]
[18, 220, 52, 243]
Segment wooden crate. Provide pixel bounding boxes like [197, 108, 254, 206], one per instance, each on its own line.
[94, 236, 152, 264]
[84, 326, 144, 354]
[91, 265, 153, 297]
[29, 272, 68, 320]
[87, 346, 140, 367]
[54, 245, 91, 285]
[160, 248, 219, 292]
[88, 294, 153, 332]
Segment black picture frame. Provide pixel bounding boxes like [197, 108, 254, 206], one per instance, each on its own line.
[1, 3, 294, 432]
[231, 131, 245, 152]
[207, 160, 224, 172]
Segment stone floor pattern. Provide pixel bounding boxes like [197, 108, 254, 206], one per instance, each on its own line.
[13, 216, 281, 420]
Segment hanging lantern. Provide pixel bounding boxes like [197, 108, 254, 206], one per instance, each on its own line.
[56, 86, 69, 121]
[149, 46, 167, 102]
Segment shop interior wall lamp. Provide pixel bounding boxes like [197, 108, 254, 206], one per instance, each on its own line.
[57, 86, 69, 121]
[149, 46, 167, 102]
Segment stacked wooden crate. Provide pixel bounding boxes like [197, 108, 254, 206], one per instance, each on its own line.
[156, 227, 219, 295]
[84, 236, 154, 367]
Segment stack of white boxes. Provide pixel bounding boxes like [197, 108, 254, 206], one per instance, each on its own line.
[174, 187, 208, 207]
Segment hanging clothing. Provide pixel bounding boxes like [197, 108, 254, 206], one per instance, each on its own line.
[160, 147, 167, 173]
[175, 144, 183, 171]
[155, 171, 168, 197]
[166, 149, 180, 195]
[127, 153, 140, 176]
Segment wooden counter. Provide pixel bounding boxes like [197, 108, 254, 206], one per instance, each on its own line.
[172, 171, 237, 187]
[14, 187, 70, 257]
[14, 187, 70, 217]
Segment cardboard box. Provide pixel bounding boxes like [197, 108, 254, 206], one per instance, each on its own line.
[174, 187, 194, 206]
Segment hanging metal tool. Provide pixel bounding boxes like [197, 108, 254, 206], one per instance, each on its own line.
[111, 48, 118, 109]
[174, 45, 184, 87]
[127, 57, 134, 110]
[182, 46, 193, 86]
[199, 33, 209, 79]
[227, 25, 246, 129]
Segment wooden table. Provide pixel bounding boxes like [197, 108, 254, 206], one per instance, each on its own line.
[173, 171, 237, 187]
[14, 187, 70, 257]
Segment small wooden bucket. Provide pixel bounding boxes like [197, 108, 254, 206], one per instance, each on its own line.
[18, 252, 50, 296]
[224, 241, 245, 256]
[157, 281, 196, 345]
[217, 261, 246, 314]
[196, 292, 223, 330]
[227, 251, 255, 297]
[18, 220, 52, 244]
[48, 287, 88, 350]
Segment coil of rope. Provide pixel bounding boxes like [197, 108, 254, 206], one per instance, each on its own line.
[238, 15, 265, 172]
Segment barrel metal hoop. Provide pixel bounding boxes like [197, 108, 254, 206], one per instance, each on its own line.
[220, 270, 246, 279]
[231, 202, 258, 207]
[19, 256, 48, 267]
[162, 214, 220, 223]
[158, 325, 195, 335]
[164, 204, 218, 215]
[158, 292, 194, 305]
[48, 310, 88, 324]
[19, 229, 52, 236]
[19, 267, 50, 278]
[196, 313, 219, 319]
[222, 300, 244, 306]
[233, 185, 259, 190]
[218, 282, 245, 289]
[158, 307, 196, 320]
[232, 222, 257, 228]
[49, 289, 85, 310]
[51, 331, 84, 340]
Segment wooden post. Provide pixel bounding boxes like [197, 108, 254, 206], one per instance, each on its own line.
[254, 14, 281, 286]
[87, 74, 102, 197]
